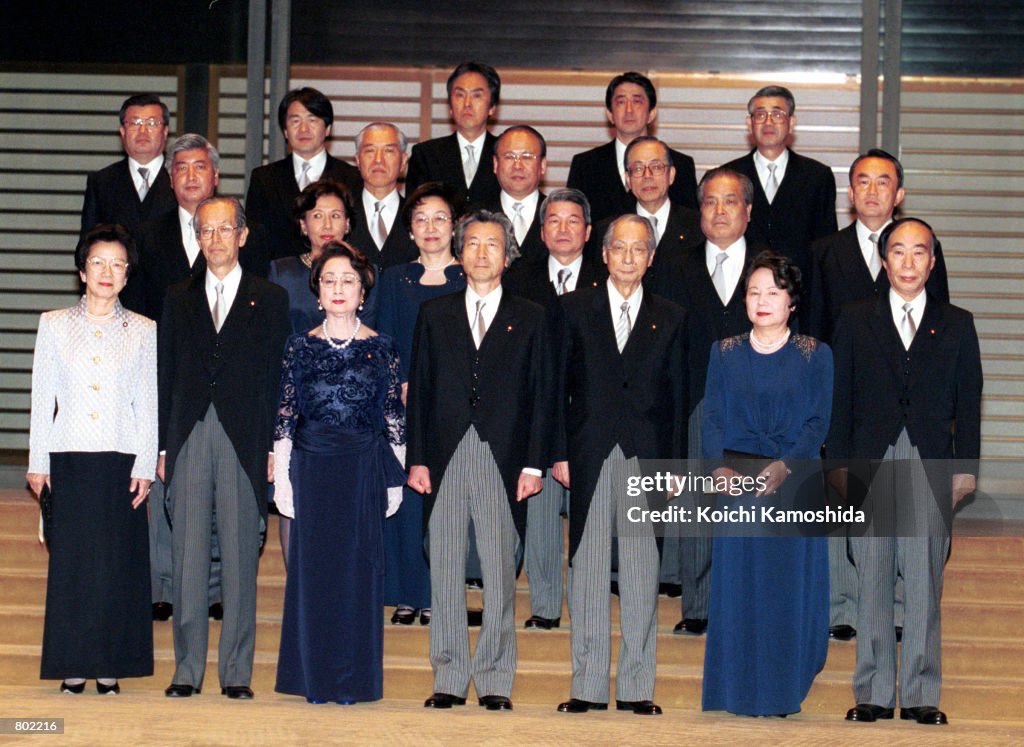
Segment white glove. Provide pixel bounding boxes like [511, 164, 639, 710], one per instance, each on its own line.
[386, 442, 407, 518]
[272, 438, 295, 519]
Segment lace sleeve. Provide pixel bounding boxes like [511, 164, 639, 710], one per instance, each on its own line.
[274, 334, 301, 441]
[383, 338, 406, 446]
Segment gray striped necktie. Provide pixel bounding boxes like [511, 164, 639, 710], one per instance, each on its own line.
[615, 301, 632, 352]
[137, 167, 150, 201]
[298, 161, 312, 190]
[373, 201, 388, 248]
[212, 281, 225, 332]
[711, 251, 730, 304]
[765, 163, 779, 202]
[901, 302, 917, 349]
[556, 268, 571, 296]
[472, 299, 487, 348]
[868, 232, 882, 279]
[463, 144, 477, 188]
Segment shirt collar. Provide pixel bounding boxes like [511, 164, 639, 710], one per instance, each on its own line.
[456, 131, 487, 153]
[548, 253, 584, 285]
[614, 138, 629, 188]
[500, 190, 540, 215]
[292, 149, 328, 181]
[606, 277, 643, 311]
[206, 262, 243, 294]
[889, 287, 926, 320]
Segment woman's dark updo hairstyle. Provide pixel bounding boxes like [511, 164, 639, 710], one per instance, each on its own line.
[308, 241, 376, 296]
[742, 249, 803, 312]
[292, 178, 356, 226]
[401, 181, 465, 231]
[75, 223, 139, 279]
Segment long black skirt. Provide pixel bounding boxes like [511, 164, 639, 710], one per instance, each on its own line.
[40, 452, 153, 679]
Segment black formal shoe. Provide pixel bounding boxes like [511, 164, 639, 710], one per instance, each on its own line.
[222, 686, 254, 700]
[467, 608, 483, 627]
[900, 706, 948, 725]
[895, 626, 903, 643]
[616, 699, 662, 715]
[419, 609, 432, 625]
[391, 607, 416, 625]
[845, 703, 894, 722]
[96, 680, 120, 695]
[466, 578, 484, 589]
[209, 602, 224, 621]
[478, 695, 513, 711]
[165, 684, 200, 697]
[610, 581, 619, 596]
[424, 692, 466, 708]
[524, 615, 560, 630]
[659, 582, 682, 598]
[557, 698, 608, 713]
[829, 624, 856, 641]
[673, 618, 708, 636]
[59, 680, 86, 694]
[152, 602, 172, 621]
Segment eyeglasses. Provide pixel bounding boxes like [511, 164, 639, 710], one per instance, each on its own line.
[750, 109, 789, 124]
[86, 257, 129, 273]
[411, 213, 452, 227]
[607, 243, 651, 257]
[198, 225, 239, 241]
[499, 152, 539, 164]
[124, 117, 164, 129]
[319, 273, 361, 289]
[626, 161, 669, 178]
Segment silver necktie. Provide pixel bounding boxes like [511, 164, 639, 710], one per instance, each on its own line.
[711, 251, 730, 304]
[472, 299, 487, 348]
[615, 301, 632, 353]
[868, 232, 882, 279]
[137, 167, 150, 201]
[649, 214, 660, 244]
[901, 302, 917, 349]
[512, 202, 526, 245]
[373, 200, 388, 249]
[298, 161, 312, 190]
[556, 268, 572, 296]
[463, 144, 477, 188]
[212, 281, 226, 332]
[765, 163, 779, 203]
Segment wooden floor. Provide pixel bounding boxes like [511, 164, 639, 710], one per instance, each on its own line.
[2, 488, 1023, 746]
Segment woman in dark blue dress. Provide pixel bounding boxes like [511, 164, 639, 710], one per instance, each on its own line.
[374, 182, 465, 626]
[273, 242, 406, 704]
[267, 178, 355, 566]
[701, 251, 833, 717]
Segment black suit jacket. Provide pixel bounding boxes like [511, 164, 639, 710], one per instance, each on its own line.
[404, 132, 500, 207]
[651, 244, 765, 411]
[722, 149, 837, 282]
[585, 202, 703, 283]
[245, 154, 362, 261]
[567, 140, 699, 223]
[158, 272, 291, 518]
[134, 210, 206, 323]
[406, 289, 554, 541]
[503, 254, 607, 311]
[826, 294, 982, 499]
[473, 193, 547, 263]
[808, 223, 950, 344]
[80, 157, 176, 239]
[346, 189, 419, 269]
[557, 286, 687, 560]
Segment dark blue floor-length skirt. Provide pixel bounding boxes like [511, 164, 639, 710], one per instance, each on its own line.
[275, 421, 403, 703]
[382, 486, 431, 609]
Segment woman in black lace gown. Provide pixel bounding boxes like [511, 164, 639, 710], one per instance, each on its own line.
[273, 242, 406, 704]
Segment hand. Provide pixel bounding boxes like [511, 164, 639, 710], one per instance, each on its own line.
[756, 460, 790, 497]
[386, 487, 403, 518]
[826, 467, 848, 503]
[552, 461, 570, 489]
[26, 472, 50, 500]
[516, 472, 542, 502]
[407, 465, 432, 495]
[156, 454, 166, 483]
[401, 382, 408, 407]
[130, 478, 152, 509]
[267, 453, 275, 483]
[951, 473, 976, 508]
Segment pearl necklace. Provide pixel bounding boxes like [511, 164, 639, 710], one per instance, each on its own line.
[419, 256, 456, 272]
[84, 308, 116, 323]
[322, 317, 361, 350]
[750, 327, 791, 354]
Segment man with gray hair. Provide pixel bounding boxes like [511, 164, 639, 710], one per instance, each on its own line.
[407, 210, 554, 712]
[348, 122, 418, 268]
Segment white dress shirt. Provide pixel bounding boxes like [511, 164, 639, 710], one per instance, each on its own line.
[128, 154, 164, 197]
[205, 263, 243, 319]
[705, 238, 747, 303]
[456, 131, 487, 184]
[179, 206, 201, 267]
[606, 278, 643, 326]
[614, 138, 629, 189]
[856, 218, 892, 275]
[637, 200, 671, 245]
[500, 190, 540, 245]
[292, 149, 327, 186]
[753, 149, 790, 193]
[361, 188, 401, 246]
[889, 288, 926, 349]
[548, 254, 584, 293]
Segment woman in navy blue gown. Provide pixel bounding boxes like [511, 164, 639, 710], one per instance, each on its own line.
[273, 242, 406, 704]
[701, 251, 833, 717]
[373, 182, 465, 626]
[267, 178, 355, 566]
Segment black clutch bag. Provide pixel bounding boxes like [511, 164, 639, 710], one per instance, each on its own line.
[39, 484, 53, 544]
[723, 449, 774, 478]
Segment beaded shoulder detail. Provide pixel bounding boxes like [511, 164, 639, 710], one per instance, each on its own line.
[719, 332, 749, 354]
[790, 333, 818, 361]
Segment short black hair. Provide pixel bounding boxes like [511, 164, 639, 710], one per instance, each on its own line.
[605, 72, 657, 111]
[75, 223, 139, 279]
[453, 210, 519, 264]
[446, 62, 501, 107]
[698, 166, 754, 206]
[849, 148, 905, 190]
[309, 241, 376, 297]
[623, 135, 672, 171]
[495, 125, 547, 159]
[119, 94, 169, 126]
[277, 87, 334, 133]
[292, 178, 355, 226]
[402, 181, 465, 231]
[877, 217, 937, 260]
[748, 86, 796, 116]
[742, 250, 803, 312]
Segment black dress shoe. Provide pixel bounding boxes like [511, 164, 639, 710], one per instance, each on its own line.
[96, 680, 120, 695]
[424, 692, 467, 708]
[524, 615, 560, 630]
[659, 582, 682, 598]
[209, 602, 224, 621]
[391, 607, 416, 625]
[673, 618, 708, 636]
[900, 706, 948, 725]
[165, 684, 200, 697]
[557, 698, 608, 713]
[478, 695, 513, 711]
[467, 608, 483, 627]
[845, 703, 894, 722]
[419, 609, 432, 625]
[466, 578, 484, 589]
[152, 602, 172, 621]
[59, 680, 86, 694]
[616, 699, 662, 715]
[895, 626, 903, 643]
[222, 686, 254, 700]
[829, 624, 856, 641]
[610, 581, 619, 596]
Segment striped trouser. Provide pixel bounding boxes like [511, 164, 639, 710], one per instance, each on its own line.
[525, 471, 568, 619]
